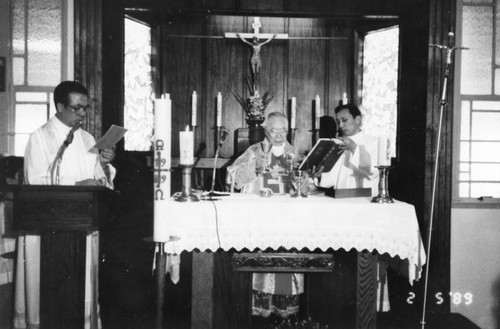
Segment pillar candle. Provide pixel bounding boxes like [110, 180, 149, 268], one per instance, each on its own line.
[154, 93, 172, 169]
[378, 133, 391, 166]
[180, 125, 194, 165]
[342, 92, 348, 105]
[216, 92, 222, 127]
[191, 91, 197, 127]
[315, 95, 321, 129]
[153, 93, 172, 241]
[291, 97, 296, 129]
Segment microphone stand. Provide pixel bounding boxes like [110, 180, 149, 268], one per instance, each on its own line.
[205, 128, 229, 199]
[420, 32, 467, 329]
[48, 122, 82, 185]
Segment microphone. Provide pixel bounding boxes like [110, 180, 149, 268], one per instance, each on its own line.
[64, 121, 83, 147]
[206, 128, 230, 198]
[218, 128, 229, 148]
[49, 121, 83, 184]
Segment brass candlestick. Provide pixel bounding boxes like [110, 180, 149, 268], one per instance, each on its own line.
[371, 165, 394, 203]
[174, 165, 199, 202]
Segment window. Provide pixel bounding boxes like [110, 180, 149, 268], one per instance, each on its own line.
[360, 26, 399, 158]
[9, 0, 70, 156]
[124, 17, 154, 151]
[455, 1, 500, 200]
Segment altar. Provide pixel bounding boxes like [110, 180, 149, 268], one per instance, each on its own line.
[153, 193, 426, 329]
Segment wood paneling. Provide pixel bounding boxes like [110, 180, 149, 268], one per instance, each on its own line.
[75, 0, 103, 138]
[205, 16, 246, 158]
[160, 15, 351, 158]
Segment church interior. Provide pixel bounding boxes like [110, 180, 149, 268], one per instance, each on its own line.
[1, 0, 500, 328]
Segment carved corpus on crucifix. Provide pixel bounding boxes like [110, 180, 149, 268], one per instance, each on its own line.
[225, 17, 288, 93]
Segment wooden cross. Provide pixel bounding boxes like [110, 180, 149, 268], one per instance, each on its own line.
[224, 17, 288, 40]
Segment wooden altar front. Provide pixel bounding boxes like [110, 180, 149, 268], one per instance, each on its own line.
[154, 194, 425, 329]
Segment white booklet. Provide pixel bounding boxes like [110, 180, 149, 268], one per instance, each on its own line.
[90, 124, 127, 150]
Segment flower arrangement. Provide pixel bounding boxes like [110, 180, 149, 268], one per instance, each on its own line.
[233, 83, 273, 124]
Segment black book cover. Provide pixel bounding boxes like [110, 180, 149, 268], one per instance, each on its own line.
[298, 138, 344, 172]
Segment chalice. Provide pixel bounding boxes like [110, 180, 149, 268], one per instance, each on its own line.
[286, 153, 307, 198]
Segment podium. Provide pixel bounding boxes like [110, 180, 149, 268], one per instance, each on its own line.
[10, 185, 117, 329]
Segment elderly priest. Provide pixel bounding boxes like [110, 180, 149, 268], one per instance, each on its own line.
[227, 111, 305, 318]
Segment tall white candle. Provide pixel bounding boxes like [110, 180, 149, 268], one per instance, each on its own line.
[216, 92, 222, 127]
[179, 125, 194, 165]
[342, 92, 348, 105]
[315, 95, 321, 129]
[291, 97, 297, 129]
[378, 133, 391, 166]
[153, 93, 172, 241]
[191, 91, 197, 127]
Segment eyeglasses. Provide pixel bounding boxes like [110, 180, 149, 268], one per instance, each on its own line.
[65, 104, 91, 114]
[268, 128, 288, 136]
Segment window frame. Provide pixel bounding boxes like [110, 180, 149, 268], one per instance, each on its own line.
[7, 0, 73, 156]
[452, 0, 500, 208]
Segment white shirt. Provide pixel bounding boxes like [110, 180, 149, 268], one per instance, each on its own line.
[319, 130, 379, 195]
[24, 116, 115, 188]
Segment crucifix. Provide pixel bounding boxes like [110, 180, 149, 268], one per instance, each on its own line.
[225, 17, 288, 92]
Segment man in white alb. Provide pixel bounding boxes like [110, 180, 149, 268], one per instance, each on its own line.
[316, 103, 379, 196]
[15, 81, 116, 329]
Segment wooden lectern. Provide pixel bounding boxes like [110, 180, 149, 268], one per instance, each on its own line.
[10, 185, 117, 329]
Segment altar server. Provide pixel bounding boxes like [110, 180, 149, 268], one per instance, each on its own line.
[315, 103, 379, 196]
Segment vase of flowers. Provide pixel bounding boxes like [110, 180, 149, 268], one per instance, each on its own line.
[234, 87, 273, 145]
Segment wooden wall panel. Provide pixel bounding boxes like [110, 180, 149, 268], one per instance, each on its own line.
[288, 18, 328, 154]
[326, 25, 352, 116]
[75, 0, 103, 138]
[160, 15, 351, 158]
[206, 16, 246, 158]
[256, 17, 287, 115]
[163, 17, 205, 158]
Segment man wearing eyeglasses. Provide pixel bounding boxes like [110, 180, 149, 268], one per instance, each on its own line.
[16, 81, 115, 329]
[24, 80, 115, 187]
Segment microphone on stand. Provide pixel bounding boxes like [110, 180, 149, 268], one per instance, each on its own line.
[49, 121, 83, 185]
[205, 128, 230, 199]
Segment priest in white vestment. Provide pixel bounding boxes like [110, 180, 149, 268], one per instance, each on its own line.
[15, 81, 116, 329]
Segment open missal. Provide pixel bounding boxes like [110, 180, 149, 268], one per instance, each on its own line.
[298, 138, 344, 172]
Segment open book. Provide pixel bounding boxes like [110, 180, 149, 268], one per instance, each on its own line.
[298, 138, 344, 172]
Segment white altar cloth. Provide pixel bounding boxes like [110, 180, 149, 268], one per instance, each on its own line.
[154, 193, 426, 283]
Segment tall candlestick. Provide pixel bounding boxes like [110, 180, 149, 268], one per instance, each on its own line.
[153, 93, 172, 241]
[180, 125, 194, 165]
[216, 92, 222, 127]
[191, 91, 197, 127]
[315, 95, 321, 129]
[291, 97, 296, 129]
[342, 92, 348, 105]
[378, 133, 391, 166]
